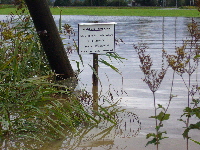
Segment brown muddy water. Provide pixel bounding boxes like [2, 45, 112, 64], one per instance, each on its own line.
[1, 15, 200, 149]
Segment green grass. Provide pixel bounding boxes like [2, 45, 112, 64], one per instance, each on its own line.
[0, 7, 200, 17]
[50, 7, 200, 17]
[0, 8, 15, 15]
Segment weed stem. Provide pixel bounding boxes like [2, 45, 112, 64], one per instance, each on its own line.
[153, 91, 158, 150]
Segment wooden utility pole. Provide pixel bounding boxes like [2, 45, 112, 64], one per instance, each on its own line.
[24, 0, 75, 80]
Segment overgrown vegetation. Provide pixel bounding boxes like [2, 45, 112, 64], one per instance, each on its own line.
[0, 3, 124, 148]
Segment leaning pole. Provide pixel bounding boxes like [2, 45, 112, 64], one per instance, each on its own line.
[24, 0, 75, 80]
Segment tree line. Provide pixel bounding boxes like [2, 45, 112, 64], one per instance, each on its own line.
[54, 0, 128, 6]
[0, 0, 196, 7]
[53, 0, 195, 7]
[0, 0, 195, 7]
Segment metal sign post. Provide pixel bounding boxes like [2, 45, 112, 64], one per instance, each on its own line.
[78, 22, 116, 112]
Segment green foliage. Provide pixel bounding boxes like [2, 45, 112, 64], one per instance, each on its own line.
[147, 104, 170, 147]
[0, 77, 93, 138]
[98, 58, 120, 74]
[150, 111, 170, 122]
[0, 5, 122, 145]
[0, 14, 49, 83]
[0, 10, 79, 140]
[146, 131, 168, 147]
[179, 99, 200, 140]
[190, 138, 200, 145]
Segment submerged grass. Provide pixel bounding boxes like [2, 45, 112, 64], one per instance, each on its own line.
[0, 7, 199, 17]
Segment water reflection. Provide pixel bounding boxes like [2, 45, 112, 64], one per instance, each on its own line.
[1, 110, 141, 150]
[43, 111, 140, 150]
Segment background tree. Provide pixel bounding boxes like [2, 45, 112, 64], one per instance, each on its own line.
[84, 0, 107, 6]
[54, 0, 71, 6]
[166, 0, 185, 6]
[72, 0, 84, 6]
[135, 0, 156, 6]
[107, 0, 128, 6]
[1, 0, 13, 4]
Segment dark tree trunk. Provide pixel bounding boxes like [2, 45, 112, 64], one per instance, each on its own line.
[24, 0, 74, 80]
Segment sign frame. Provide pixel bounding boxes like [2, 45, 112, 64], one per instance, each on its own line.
[78, 22, 116, 55]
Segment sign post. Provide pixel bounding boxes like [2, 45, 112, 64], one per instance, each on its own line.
[92, 53, 98, 111]
[78, 22, 116, 111]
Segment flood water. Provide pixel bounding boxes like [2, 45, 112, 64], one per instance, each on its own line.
[1, 15, 200, 149]
[55, 16, 200, 150]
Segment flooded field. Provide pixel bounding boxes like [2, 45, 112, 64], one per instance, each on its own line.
[1, 15, 200, 149]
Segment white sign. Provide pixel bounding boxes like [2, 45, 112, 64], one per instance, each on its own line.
[78, 22, 116, 54]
